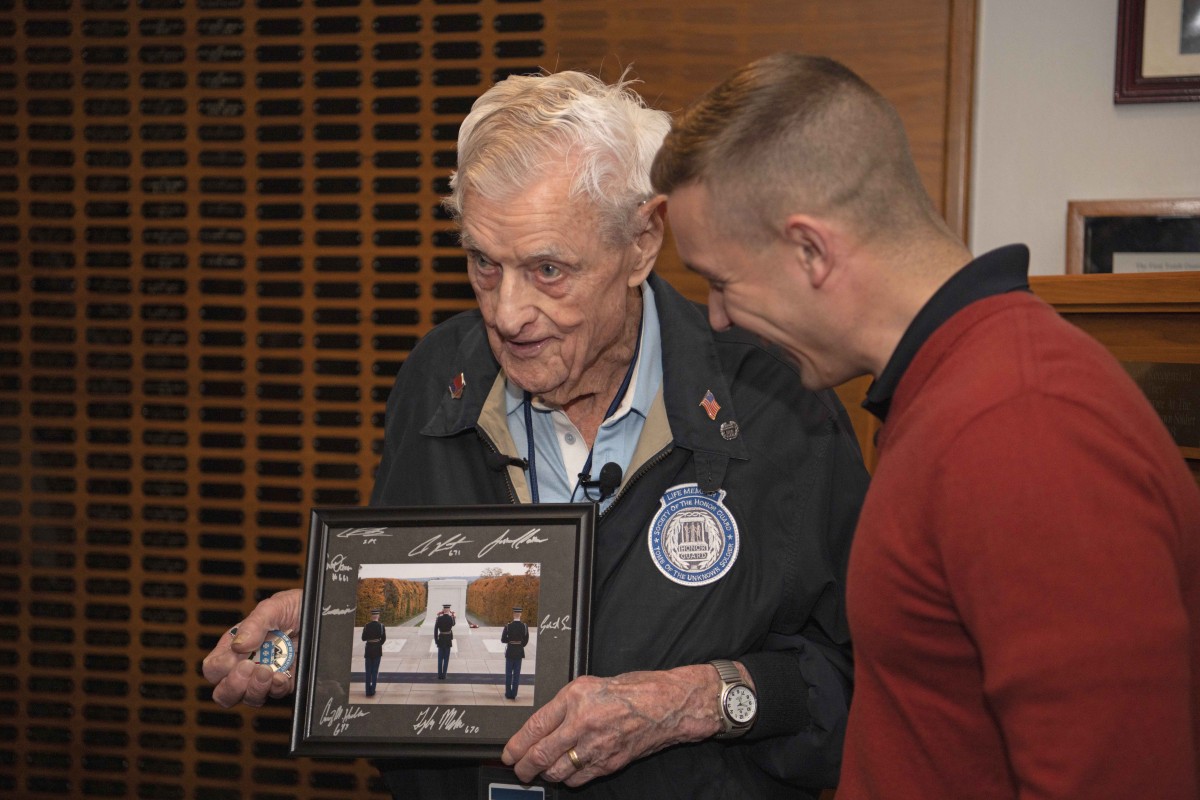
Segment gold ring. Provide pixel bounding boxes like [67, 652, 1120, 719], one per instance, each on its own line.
[567, 747, 583, 770]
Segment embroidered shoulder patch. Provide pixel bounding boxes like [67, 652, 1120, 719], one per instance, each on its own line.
[647, 483, 739, 586]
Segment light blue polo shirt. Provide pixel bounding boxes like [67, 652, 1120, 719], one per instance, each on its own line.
[504, 281, 662, 512]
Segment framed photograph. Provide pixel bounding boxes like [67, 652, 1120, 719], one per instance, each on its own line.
[290, 504, 595, 759]
[1115, 0, 1200, 103]
[1066, 198, 1200, 274]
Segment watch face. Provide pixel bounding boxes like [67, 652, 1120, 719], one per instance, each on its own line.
[724, 685, 757, 724]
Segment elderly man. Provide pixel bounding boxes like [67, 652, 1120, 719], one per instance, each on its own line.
[202, 69, 868, 798]
[652, 52, 1200, 799]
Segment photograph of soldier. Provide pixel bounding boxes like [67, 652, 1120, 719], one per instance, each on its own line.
[502, 607, 530, 700]
[361, 608, 385, 697]
[435, 603, 456, 679]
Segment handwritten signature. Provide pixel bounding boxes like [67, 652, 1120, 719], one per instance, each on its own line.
[336, 527, 390, 539]
[413, 706, 478, 736]
[326, 552, 353, 575]
[322, 605, 357, 616]
[477, 528, 549, 558]
[539, 614, 571, 634]
[320, 698, 369, 736]
[409, 533, 473, 558]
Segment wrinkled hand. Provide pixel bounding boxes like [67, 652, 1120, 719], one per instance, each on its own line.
[202, 588, 302, 708]
[502, 665, 724, 787]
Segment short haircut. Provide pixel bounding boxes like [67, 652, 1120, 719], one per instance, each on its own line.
[445, 70, 671, 245]
[651, 53, 936, 243]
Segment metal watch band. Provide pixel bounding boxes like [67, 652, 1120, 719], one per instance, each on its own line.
[710, 659, 743, 687]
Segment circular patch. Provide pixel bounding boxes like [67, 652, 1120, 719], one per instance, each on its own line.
[647, 483, 739, 586]
[253, 629, 295, 676]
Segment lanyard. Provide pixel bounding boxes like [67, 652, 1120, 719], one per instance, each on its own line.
[523, 313, 643, 504]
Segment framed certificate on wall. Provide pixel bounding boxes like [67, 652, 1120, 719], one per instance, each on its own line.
[1066, 198, 1200, 274]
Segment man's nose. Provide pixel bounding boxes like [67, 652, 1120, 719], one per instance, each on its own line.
[493, 271, 537, 336]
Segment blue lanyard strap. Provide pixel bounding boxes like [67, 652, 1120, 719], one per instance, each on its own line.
[523, 396, 539, 503]
[523, 311, 644, 505]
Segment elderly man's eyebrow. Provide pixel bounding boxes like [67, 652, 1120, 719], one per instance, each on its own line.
[521, 246, 568, 264]
[459, 231, 481, 252]
[458, 235, 570, 266]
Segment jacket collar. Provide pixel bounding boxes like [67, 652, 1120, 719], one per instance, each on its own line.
[420, 315, 500, 438]
[650, 273, 749, 462]
[419, 273, 749, 463]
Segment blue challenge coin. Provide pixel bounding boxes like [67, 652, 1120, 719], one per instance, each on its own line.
[254, 629, 295, 676]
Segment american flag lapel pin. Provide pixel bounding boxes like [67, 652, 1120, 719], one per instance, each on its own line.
[699, 389, 721, 421]
[448, 372, 466, 399]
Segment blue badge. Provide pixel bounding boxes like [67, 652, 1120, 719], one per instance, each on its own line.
[647, 483, 740, 586]
[254, 629, 296, 677]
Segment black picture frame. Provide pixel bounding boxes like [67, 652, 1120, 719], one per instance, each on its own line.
[290, 504, 594, 759]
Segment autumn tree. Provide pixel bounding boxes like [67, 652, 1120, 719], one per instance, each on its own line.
[466, 574, 539, 625]
[356, 579, 428, 625]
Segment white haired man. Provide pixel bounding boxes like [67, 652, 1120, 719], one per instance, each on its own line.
[653, 53, 1200, 799]
[202, 69, 868, 799]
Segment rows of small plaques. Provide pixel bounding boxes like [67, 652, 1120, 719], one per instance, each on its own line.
[0, 0, 544, 795]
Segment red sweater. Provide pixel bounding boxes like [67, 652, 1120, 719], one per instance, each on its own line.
[840, 292, 1200, 799]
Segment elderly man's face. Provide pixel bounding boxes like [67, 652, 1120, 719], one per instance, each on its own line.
[461, 170, 657, 407]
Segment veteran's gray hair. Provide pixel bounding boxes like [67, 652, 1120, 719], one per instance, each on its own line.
[445, 70, 671, 245]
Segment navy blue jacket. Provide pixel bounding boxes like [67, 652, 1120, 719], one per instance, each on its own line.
[371, 274, 868, 799]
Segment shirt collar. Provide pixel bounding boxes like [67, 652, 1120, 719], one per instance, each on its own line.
[505, 281, 661, 423]
[863, 244, 1031, 421]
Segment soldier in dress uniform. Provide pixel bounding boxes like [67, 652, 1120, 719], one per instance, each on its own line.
[361, 608, 385, 697]
[434, 603, 456, 679]
[501, 606, 530, 700]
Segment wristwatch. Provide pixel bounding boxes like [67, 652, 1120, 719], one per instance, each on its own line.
[709, 659, 757, 738]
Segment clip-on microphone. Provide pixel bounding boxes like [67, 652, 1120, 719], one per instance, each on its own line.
[579, 461, 623, 501]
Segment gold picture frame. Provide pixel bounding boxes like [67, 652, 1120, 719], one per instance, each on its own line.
[1066, 198, 1200, 274]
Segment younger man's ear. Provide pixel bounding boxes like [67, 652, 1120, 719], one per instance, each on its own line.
[782, 214, 834, 288]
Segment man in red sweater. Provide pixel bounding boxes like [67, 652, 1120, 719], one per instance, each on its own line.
[652, 52, 1200, 799]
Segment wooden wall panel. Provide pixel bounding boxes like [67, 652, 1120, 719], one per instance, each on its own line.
[0, 1, 974, 795]
[545, 1, 976, 466]
[1032, 272, 1200, 484]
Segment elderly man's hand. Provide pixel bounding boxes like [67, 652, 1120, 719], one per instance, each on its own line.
[501, 665, 727, 786]
[202, 588, 302, 708]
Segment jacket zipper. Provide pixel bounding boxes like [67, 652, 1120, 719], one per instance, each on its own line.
[598, 445, 674, 520]
[477, 431, 519, 505]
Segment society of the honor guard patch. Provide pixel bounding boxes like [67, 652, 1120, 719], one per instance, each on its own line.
[648, 483, 739, 586]
[253, 629, 295, 677]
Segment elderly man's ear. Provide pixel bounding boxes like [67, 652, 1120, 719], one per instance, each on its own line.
[628, 195, 668, 286]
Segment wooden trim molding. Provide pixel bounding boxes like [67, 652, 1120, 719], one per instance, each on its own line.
[1031, 272, 1200, 311]
[943, 0, 978, 241]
